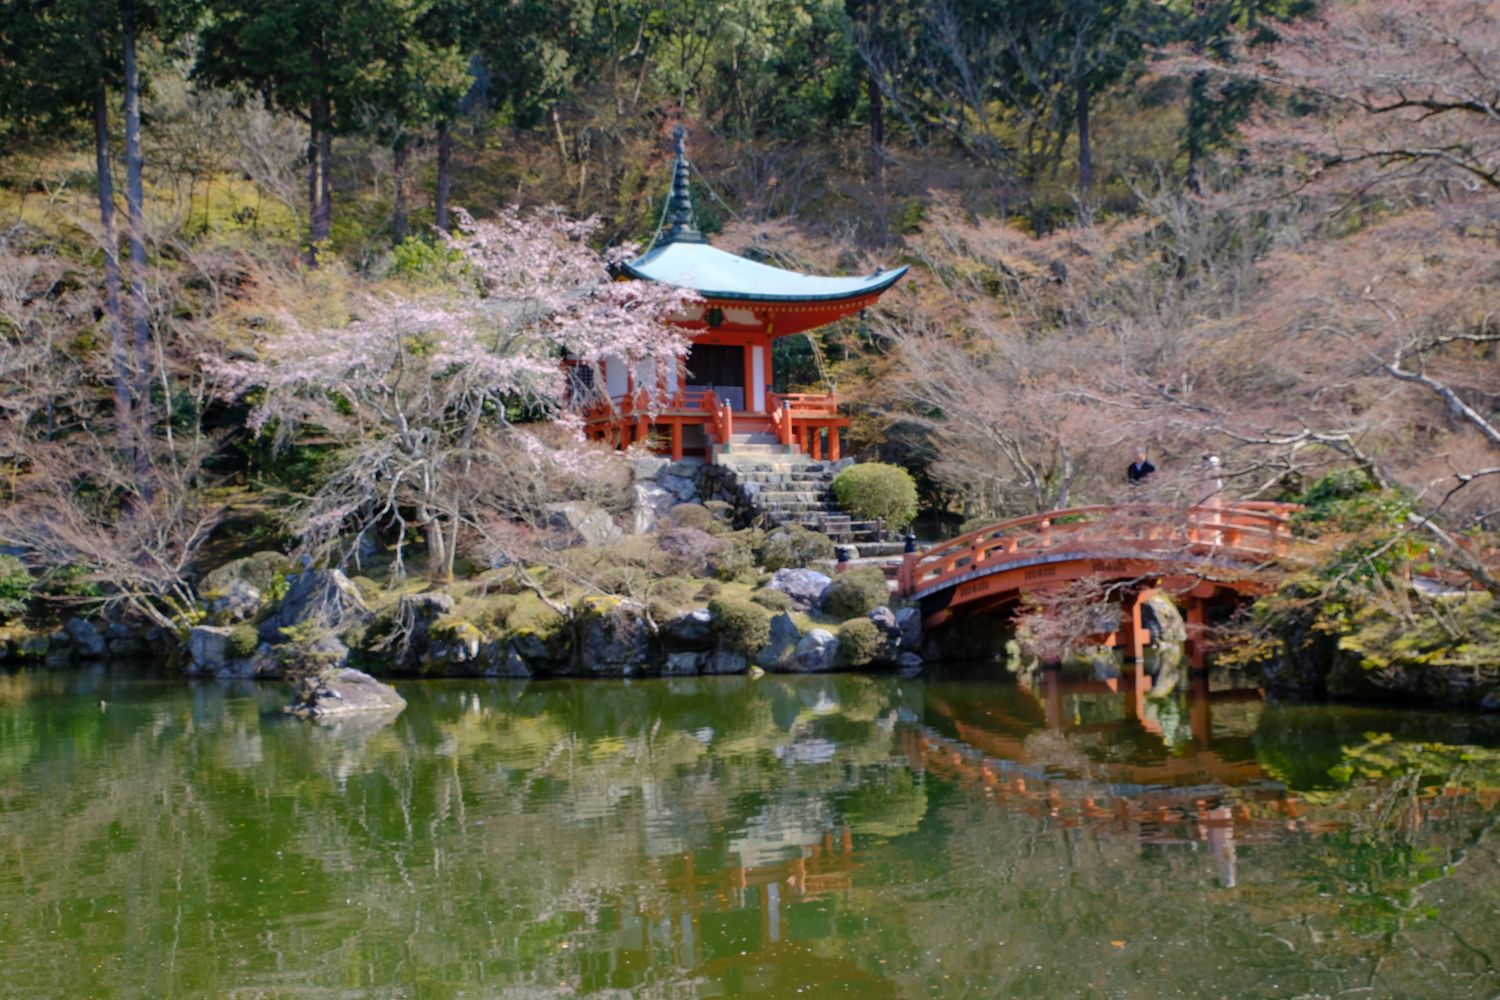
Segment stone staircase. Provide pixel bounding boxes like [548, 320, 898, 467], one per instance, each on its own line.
[715, 438, 883, 543]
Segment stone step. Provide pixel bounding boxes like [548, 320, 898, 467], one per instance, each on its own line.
[757, 490, 826, 503]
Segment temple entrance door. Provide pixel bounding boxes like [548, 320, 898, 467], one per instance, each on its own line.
[685, 344, 746, 411]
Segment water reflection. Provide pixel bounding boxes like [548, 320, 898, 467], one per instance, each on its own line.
[1, 665, 1498, 998]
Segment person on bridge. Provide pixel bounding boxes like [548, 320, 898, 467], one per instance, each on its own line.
[1127, 448, 1156, 484]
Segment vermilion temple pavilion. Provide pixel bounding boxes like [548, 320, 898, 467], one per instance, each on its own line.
[581, 128, 906, 463]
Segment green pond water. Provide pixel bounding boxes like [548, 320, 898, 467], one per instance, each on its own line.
[3, 667, 1500, 999]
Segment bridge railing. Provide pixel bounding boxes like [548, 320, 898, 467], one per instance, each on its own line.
[899, 502, 1303, 597]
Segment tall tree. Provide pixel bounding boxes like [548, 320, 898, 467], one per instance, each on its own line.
[356, 0, 471, 242]
[0, 0, 195, 476]
[196, 0, 368, 259]
[1156, 0, 1311, 193]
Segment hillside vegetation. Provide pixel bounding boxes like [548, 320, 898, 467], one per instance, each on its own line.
[0, 0, 1494, 665]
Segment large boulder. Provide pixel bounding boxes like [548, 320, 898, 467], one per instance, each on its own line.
[1141, 595, 1188, 645]
[768, 568, 833, 612]
[259, 569, 371, 642]
[664, 651, 706, 675]
[202, 550, 291, 595]
[755, 612, 802, 670]
[544, 502, 622, 547]
[662, 608, 714, 651]
[107, 628, 148, 657]
[895, 607, 923, 650]
[629, 454, 671, 482]
[424, 619, 482, 671]
[209, 579, 263, 624]
[657, 527, 722, 575]
[792, 629, 840, 673]
[657, 471, 700, 503]
[705, 648, 748, 674]
[371, 591, 455, 671]
[188, 625, 232, 675]
[630, 482, 676, 535]
[480, 640, 533, 678]
[285, 667, 406, 719]
[575, 599, 653, 675]
[65, 618, 107, 659]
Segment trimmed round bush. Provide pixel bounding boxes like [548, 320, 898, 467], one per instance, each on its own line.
[758, 525, 835, 571]
[821, 566, 891, 619]
[837, 617, 883, 666]
[751, 587, 793, 612]
[831, 462, 918, 530]
[226, 624, 261, 659]
[707, 596, 772, 653]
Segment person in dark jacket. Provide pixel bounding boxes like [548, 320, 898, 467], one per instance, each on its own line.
[1127, 448, 1156, 484]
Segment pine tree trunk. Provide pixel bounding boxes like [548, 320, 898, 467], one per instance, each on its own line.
[392, 137, 408, 243]
[867, 0, 884, 184]
[435, 121, 452, 233]
[94, 79, 132, 452]
[316, 101, 333, 244]
[308, 94, 332, 251]
[122, 13, 151, 420]
[1186, 72, 1206, 195]
[1076, 78, 1093, 191]
[306, 114, 319, 263]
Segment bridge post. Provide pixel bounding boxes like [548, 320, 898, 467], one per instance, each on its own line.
[899, 551, 919, 595]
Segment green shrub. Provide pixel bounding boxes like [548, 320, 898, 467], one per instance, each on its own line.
[0, 555, 33, 622]
[831, 462, 919, 530]
[751, 587, 793, 612]
[226, 624, 261, 659]
[467, 594, 520, 634]
[758, 525, 835, 571]
[821, 566, 891, 619]
[389, 235, 465, 285]
[667, 503, 715, 532]
[708, 530, 758, 582]
[38, 563, 101, 600]
[837, 617, 883, 666]
[646, 575, 703, 625]
[707, 596, 771, 653]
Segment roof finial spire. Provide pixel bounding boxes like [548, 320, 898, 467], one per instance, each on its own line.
[658, 123, 706, 247]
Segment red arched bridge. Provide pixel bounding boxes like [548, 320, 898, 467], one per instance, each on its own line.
[894, 502, 1305, 667]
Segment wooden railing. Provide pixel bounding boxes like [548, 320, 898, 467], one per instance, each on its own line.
[898, 501, 1304, 598]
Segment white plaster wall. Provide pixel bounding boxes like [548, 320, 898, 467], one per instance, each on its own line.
[604, 353, 628, 398]
[751, 345, 766, 412]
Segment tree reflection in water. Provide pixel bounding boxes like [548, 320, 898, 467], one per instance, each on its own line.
[0, 666, 1497, 998]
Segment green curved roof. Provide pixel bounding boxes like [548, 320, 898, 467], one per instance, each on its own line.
[621, 242, 908, 303]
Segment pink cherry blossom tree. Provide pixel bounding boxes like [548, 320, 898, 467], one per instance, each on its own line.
[218, 207, 695, 581]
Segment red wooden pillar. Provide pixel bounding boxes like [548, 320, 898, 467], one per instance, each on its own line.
[670, 421, 683, 462]
[810, 427, 823, 460]
[828, 424, 841, 460]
